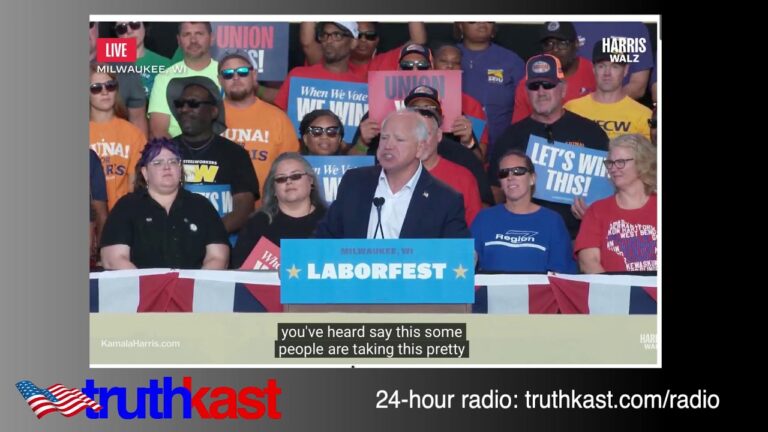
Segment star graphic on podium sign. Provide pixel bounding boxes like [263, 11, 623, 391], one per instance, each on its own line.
[287, 264, 301, 279]
[453, 264, 468, 279]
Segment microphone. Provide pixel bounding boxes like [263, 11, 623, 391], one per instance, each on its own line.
[373, 197, 385, 239]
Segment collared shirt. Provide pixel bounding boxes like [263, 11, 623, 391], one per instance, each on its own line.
[101, 188, 228, 269]
[366, 164, 423, 239]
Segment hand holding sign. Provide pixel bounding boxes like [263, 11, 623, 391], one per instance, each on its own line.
[358, 117, 381, 146]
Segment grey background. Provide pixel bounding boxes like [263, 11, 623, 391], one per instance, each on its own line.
[1, 1, 713, 431]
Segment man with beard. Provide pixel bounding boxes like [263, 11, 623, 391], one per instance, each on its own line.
[511, 21, 597, 123]
[490, 54, 608, 239]
[169, 76, 259, 240]
[149, 22, 220, 139]
[218, 50, 298, 203]
[274, 22, 366, 111]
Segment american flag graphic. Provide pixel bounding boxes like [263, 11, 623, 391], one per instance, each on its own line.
[15, 380, 102, 419]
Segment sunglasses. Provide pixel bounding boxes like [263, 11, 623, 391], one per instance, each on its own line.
[220, 66, 253, 80]
[399, 60, 431, 70]
[89, 80, 118, 95]
[317, 31, 350, 42]
[542, 39, 573, 51]
[307, 126, 341, 138]
[274, 172, 309, 184]
[89, 22, 95, 29]
[358, 31, 378, 41]
[413, 107, 442, 125]
[173, 99, 216, 109]
[527, 81, 558, 91]
[114, 21, 141, 36]
[497, 167, 531, 179]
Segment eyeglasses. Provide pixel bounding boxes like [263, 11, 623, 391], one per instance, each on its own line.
[173, 99, 216, 109]
[274, 172, 309, 184]
[114, 21, 141, 36]
[603, 158, 634, 169]
[497, 167, 531, 178]
[527, 81, 558, 91]
[399, 60, 431, 70]
[541, 39, 573, 51]
[148, 158, 182, 168]
[648, 118, 657, 128]
[220, 66, 253, 80]
[307, 126, 341, 138]
[358, 31, 378, 41]
[317, 31, 350, 42]
[89, 80, 118, 94]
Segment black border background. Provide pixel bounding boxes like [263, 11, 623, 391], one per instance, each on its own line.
[1, 1, 732, 430]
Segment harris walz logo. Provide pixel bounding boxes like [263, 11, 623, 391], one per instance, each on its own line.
[16, 380, 102, 419]
[601, 37, 647, 63]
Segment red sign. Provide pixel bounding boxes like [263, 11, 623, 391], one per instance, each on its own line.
[368, 70, 462, 132]
[96, 38, 136, 63]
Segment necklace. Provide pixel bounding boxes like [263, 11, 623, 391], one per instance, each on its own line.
[180, 135, 215, 154]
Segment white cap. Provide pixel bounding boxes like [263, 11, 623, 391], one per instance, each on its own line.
[331, 21, 359, 39]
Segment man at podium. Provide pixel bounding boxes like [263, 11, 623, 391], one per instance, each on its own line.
[314, 110, 470, 239]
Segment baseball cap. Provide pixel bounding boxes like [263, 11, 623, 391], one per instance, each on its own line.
[525, 54, 565, 84]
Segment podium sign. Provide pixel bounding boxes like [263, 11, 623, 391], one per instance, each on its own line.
[280, 239, 474, 304]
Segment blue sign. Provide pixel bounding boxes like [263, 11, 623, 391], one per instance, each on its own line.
[286, 78, 369, 142]
[211, 22, 289, 81]
[184, 183, 237, 245]
[281, 239, 475, 304]
[305, 156, 375, 205]
[467, 115, 487, 143]
[526, 135, 614, 205]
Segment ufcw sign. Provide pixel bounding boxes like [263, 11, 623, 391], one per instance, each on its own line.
[280, 239, 474, 304]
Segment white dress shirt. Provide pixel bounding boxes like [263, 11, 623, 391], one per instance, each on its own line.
[366, 164, 423, 239]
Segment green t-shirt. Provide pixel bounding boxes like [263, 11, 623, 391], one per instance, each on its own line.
[147, 59, 220, 138]
[136, 48, 171, 98]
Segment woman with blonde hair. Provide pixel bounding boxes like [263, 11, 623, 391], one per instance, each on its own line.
[575, 134, 657, 273]
[231, 153, 327, 268]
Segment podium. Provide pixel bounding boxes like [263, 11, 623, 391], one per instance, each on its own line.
[280, 239, 475, 313]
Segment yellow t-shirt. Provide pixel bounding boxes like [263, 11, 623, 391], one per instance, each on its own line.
[221, 98, 299, 200]
[89, 117, 147, 210]
[565, 95, 652, 140]
[147, 59, 220, 138]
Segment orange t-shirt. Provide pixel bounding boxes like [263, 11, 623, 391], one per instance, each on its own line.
[222, 98, 300, 200]
[89, 117, 147, 211]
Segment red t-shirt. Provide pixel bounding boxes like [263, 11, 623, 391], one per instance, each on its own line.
[275, 63, 367, 111]
[428, 157, 482, 226]
[574, 194, 657, 272]
[511, 56, 597, 124]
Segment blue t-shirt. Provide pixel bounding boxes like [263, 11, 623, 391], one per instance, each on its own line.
[471, 205, 577, 274]
[458, 43, 525, 150]
[574, 22, 654, 85]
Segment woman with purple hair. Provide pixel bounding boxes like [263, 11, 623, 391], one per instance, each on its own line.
[100, 138, 229, 270]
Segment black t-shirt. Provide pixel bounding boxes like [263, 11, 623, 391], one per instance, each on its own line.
[175, 135, 261, 205]
[230, 207, 327, 269]
[489, 111, 609, 238]
[101, 188, 229, 269]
